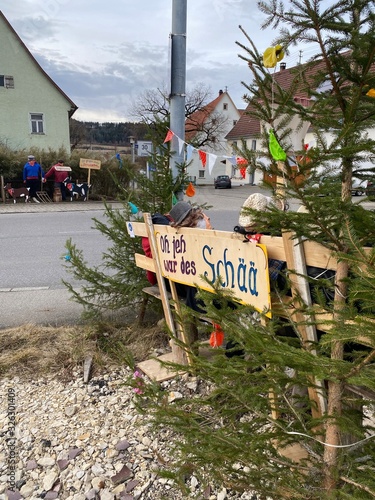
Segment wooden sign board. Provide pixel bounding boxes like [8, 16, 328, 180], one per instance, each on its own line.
[79, 158, 101, 170]
[153, 225, 272, 317]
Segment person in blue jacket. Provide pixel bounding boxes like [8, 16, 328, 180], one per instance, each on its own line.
[23, 155, 45, 202]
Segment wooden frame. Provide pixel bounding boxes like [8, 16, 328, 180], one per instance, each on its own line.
[129, 213, 372, 421]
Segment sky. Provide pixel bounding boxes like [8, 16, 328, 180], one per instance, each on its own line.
[2, 0, 320, 123]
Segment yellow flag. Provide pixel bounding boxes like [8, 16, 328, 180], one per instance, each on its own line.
[263, 45, 285, 68]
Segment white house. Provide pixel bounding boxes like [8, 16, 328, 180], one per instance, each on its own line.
[185, 90, 241, 185]
[0, 11, 77, 153]
[225, 59, 375, 186]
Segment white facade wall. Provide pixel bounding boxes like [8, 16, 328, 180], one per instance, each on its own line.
[0, 14, 75, 153]
[187, 93, 241, 185]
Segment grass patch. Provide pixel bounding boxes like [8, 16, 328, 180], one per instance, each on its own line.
[0, 320, 169, 380]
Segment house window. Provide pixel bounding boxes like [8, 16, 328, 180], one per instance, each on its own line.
[223, 103, 228, 110]
[251, 140, 257, 150]
[30, 113, 44, 134]
[199, 170, 205, 178]
[0, 75, 14, 88]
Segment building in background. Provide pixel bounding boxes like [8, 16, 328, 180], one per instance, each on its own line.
[0, 11, 77, 153]
[185, 90, 241, 185]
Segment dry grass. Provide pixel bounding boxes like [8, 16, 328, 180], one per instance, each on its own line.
[0, 321, 169, 380]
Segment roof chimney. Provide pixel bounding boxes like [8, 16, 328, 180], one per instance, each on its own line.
[219, 89, 223, 95]
[280, 62, 286, 71]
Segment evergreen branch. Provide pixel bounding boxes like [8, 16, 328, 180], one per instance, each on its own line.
[340, 475, 375, 497]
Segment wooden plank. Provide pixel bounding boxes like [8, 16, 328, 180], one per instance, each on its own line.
[143, 213, 189, 369]
[83, 356, 93, 383]
[135, 253, 156, 272]
[275, 441, 309, 463]
[129, 221, 148, 237]
[282, 231, 327, 417]
[137, 352, 185, 382]
[143, 286, 171, 300]
[303, 240, 338, 270]
[168, 279, 194, 366]
[131, 222, 353, 273]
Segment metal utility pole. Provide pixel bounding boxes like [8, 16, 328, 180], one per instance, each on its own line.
[169, 0, 187, 192]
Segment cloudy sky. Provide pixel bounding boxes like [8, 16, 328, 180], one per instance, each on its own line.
[2, 0, 317, 123]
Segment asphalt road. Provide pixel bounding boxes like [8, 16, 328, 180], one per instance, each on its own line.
[0, 185, 257, 328]
[1, 184, 372, 328]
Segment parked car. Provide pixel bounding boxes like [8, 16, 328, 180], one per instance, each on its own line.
[214, 175, 231, 189]
[352, 178, 368, 196]
[314, 175, 369, 196]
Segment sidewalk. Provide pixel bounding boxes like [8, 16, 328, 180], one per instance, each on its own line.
[0, 199, 124, 214]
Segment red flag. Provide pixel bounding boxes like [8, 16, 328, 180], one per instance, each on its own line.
[163, 130, 174, 143]
[236, 156, 248, 166]
[198, 150, 207, 167]
[209, 323, 224, 348]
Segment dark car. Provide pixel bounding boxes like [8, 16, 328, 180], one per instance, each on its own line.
[214, 175, 231, 189]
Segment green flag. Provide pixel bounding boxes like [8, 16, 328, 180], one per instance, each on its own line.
[269, 129, 287, 161]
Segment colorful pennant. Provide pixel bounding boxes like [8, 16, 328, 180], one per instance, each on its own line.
[163, 128, 249, 176]
[199, 150, 207, 167]
[163, 130, 174, 143]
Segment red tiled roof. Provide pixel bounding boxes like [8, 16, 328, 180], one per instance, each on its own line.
[225, 102, 261, 139]
[185, 91, 236, 141]
[226, 61, 324, 140]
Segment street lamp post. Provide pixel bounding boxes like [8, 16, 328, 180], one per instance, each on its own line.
[129, 136, 136, 190]
[129, 136, 135, 163]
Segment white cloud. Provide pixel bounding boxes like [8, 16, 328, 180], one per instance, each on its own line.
[1, 0, 314, 122]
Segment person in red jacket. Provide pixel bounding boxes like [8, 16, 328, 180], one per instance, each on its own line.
[45, 159, 70, 201]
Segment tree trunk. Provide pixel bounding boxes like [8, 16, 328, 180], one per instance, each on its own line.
[323, 259, 348, 491]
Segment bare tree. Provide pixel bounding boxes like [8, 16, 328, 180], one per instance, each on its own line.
[69, 119, 88, 151]
[130, 82, 229, 149]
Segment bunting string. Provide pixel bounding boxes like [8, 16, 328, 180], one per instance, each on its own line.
[163, 129, 247, 175]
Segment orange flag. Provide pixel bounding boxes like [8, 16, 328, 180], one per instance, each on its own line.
[185, 182, 195, 197]
[209, 323, 224, 348]
[163, 130, 174, 143]
[198, 150, 207, 167]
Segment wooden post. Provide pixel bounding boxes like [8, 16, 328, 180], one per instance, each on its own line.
[282, 231, 327, 417]
[86, 168, 91, 201]
[143, 213, 188, 366]
[0, 175, 4, 203]
[277, 160, 326, 417]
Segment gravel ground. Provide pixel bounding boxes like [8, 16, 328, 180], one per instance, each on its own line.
[0, 367, 262, 500]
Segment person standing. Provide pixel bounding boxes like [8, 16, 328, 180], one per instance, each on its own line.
[45, 159, 69, 201]
[23, 155, 45, 203]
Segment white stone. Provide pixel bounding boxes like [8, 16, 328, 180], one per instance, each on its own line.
[217, 488, 228, 500]
[75, 470, 85, 479]
[20, 482, 36, 497]
[168, 391, 183, 402]
[43, 471, 58, 491]
[37, 456, 56, 467]
[92, 477, 106, 490]
[65, 405, 78, 417]
[91, 463, 105, 475]
[190, 476, 199, 489]
[142, 437, 152, 447]
[99, 490, 115, 500]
